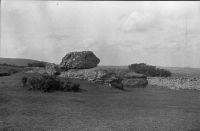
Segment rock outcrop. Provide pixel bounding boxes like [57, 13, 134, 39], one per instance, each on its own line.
[122, 78, 148, 87]
[123, 72, 147, 79]
[45, 63, 60, 76]
[109, 76, 123, 89]
[59, 68, 115, 84]
[122, 72, 148, 87]
[60, 51, 100, 70]
[60, 68, 148, 87]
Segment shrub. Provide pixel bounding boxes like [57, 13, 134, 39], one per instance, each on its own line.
[110, 82, 123, 90]
[71, 83, 80, 92]
[41, 77, 60, 92]
[59, 79, 72, 91]
[27, 77, 40, 90]
[21, 73, 80, 92]
[0, 72, 10, 77]
[21, 76, 27, 87]
[128, 63, 171, 77]
[54, 71, 61, 76]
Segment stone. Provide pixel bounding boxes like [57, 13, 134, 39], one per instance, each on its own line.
[59, 68, 148, 88]
[45, 63, 60, 76]
[122, 78, 148, 88]
[123, 72, 147, 79]
[60, 51, 100, 70]
[109, 76, 123, 89]
[59, 68, 116, 84]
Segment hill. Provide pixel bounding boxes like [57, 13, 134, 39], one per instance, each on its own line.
[99, 65, 200, 76]
[158, 66, 200, 76]
[98, 65, 128, 70]
[0, 58, 46, 67]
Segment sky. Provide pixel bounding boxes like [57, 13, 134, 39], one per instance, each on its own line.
[1, 1, 200, 67]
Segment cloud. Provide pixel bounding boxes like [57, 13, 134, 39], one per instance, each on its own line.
[48, 33, 71, 41]
[120, 11, 159, 33]
[1, 1, 200, 67]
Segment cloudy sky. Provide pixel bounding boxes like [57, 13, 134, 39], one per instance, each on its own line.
[1, 1, 200, 67]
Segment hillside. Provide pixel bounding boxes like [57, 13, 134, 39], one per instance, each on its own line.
[0, 58, 46, 67]
[98, 65, 128, 70]
[99, 65, 200, 76]
[158, 66, 200, 76]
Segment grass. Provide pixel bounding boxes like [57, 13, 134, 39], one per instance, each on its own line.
[0, 72, 200, 131]
[0, 58, 46, 67]
[0, 65, 23, 77]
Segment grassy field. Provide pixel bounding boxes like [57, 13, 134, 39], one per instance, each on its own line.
[0, 72, 200, 131]
[0, 58, 46, 67]
[0, 65, 24, 77]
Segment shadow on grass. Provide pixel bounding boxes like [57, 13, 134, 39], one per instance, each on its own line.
[121, 88, 133, 92]
[68, 98, 85, 103]
[111, 85, 148, 92]
[188, 128, 200, 131]
[77, 88, 88, 92]
[111, 87, 133, 92]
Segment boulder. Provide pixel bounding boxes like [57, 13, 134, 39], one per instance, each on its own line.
[122, 78, 148, 88]
[60, 51, 100, 70]
[109, 76, 123, 89]
[59, 68, 116, 84]
[59, 68, 148, 88]
[45, 63, 60, 76]
[123, 72, 147, 79]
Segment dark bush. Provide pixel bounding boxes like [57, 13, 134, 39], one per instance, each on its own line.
[27, 77, 40, 90]
[110, 82, 123, 90]
[128, 63, 171, 77]
[22, 73, 80, 92]
[27, 62, 46, 67]
[0, 72, 10, 77]
[21, 76, 27, 87]
[42, 76, 60, 92]
[59, 79, 72, 91]
[54, 71, 61, 76]
[71, 83, 80, 92]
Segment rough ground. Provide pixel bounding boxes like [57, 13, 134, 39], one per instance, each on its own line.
[0, 72, 200, 131]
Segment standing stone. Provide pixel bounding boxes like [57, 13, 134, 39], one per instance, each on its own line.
[60, 51, 100, 70]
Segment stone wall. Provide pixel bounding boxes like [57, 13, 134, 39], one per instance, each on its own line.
[148, 76, 200, 90]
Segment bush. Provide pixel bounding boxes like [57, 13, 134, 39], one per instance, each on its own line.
[27, 62, 46, 67]
[21, 76, 27, 87]
[27, 77, 41, 90]
[42, 76, 60, 92]
[0, 72, 10, 77]
[71, 83, 80, 92]
[21, 73, 80, 92]
[54, 71, 61, 76]
[60, 79, 72, 91]
[128, 63, 171, 77]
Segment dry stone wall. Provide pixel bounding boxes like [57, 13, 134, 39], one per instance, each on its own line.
[148, 76, 200, 90]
